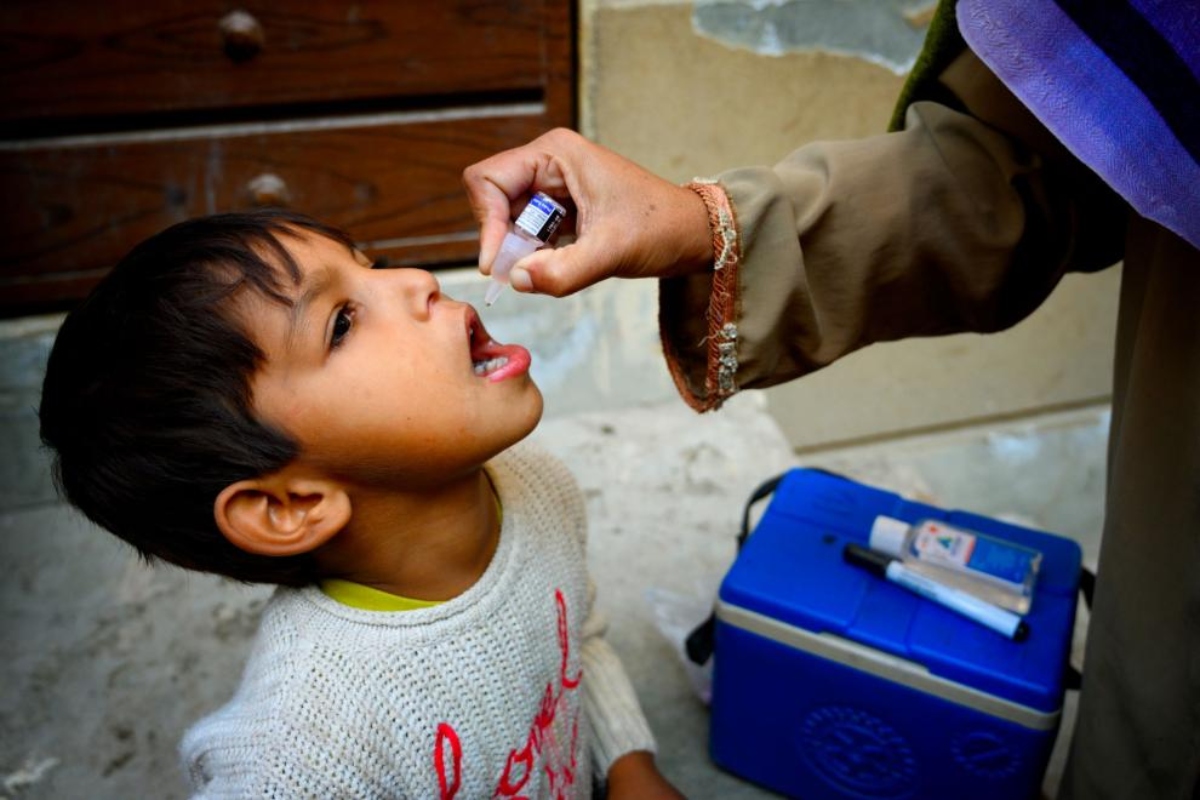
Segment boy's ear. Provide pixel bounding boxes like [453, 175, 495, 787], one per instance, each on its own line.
[214, 468, 351, 557]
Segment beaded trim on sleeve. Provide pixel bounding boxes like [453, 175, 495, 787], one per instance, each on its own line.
[685, 178, 742, 411]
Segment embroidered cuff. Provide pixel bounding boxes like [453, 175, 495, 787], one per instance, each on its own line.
[677, 179, 742, 411]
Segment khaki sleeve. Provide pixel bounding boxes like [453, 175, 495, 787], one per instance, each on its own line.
[660, 54, 1126, 409]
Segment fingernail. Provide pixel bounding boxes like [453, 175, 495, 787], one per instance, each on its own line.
[510, 268, 533, 292]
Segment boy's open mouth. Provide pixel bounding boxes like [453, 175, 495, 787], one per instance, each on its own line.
[465, 309, 513, 379]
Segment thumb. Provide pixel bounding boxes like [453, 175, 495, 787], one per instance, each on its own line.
[509, 239, 615, 298]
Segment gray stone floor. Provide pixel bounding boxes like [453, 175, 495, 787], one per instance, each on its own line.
[1, 384, 1107, 799]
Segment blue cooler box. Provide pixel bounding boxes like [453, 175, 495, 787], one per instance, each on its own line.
[710, 469, 1081, 800]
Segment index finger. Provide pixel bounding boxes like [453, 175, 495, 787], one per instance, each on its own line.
[462, 177, 518, 274]
[463, 135, 576, 271]
[462, 149, 546, 272]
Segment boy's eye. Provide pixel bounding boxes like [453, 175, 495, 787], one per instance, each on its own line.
[331, 306, 353, 348]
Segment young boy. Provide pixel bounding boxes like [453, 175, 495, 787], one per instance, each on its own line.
[39, 210, 682, 798]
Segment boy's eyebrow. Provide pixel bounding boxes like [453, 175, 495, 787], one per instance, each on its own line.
[286, 267, 334, 348]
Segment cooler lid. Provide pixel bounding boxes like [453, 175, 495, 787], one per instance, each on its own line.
[717, 469, 1081, 714]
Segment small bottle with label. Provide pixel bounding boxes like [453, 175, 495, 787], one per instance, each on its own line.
[869, 516, 1043, 614]
[484, 192, 567, 306]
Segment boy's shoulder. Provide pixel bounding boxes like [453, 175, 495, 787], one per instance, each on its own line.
[183, 587, 461, 745]
[182, 526, 591, 795]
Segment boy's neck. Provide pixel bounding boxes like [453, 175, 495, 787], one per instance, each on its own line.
[314, 469, 501, 601]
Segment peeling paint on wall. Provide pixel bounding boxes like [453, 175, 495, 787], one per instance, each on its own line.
[2, 756, 60, 796]
[692, 0, 937, 74]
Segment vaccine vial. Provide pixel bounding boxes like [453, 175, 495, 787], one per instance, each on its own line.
[484, 192, 567, 306]
[869, 516, 1043, 614]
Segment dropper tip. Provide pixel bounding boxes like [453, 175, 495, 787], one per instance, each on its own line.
[484, 281, 504, 307]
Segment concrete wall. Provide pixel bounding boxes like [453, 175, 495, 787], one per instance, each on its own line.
[580, 0, 1118, 450]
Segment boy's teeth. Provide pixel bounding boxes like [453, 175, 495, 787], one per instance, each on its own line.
[473, 356, 509, 376]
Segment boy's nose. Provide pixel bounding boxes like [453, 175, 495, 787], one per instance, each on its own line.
[388, 268, 441, 316]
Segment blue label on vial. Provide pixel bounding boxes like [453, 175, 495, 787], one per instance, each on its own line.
[965, 537, 1035, 585]
[516, 193, 565, 242]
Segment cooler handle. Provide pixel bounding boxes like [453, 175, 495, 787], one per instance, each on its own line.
[685, 471, 805, 665]
[1063, 564, 1095, 691]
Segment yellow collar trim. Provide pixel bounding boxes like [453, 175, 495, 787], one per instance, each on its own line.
[319, 578, 444, 612]
[320, 483, 503, 612]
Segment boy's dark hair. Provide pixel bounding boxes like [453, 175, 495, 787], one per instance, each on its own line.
[39, 209, 357, 586]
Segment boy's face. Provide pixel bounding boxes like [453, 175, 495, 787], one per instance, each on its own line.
[240, 230, 543, 489]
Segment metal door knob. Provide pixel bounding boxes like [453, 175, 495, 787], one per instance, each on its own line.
[219, 10, 265, 63]
[246, 173, 290, 207]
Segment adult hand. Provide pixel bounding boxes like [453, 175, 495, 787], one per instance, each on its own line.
[462, 128, 714, 297]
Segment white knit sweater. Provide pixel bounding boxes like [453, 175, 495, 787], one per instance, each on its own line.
[181, 443, 655, 799]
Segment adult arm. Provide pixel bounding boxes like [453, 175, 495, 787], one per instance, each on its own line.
[661, 51, 1127, 410]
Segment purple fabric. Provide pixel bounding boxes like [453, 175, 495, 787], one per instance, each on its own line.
[957, 0, 1200, 249]
[1127, 0, 1200, 82]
